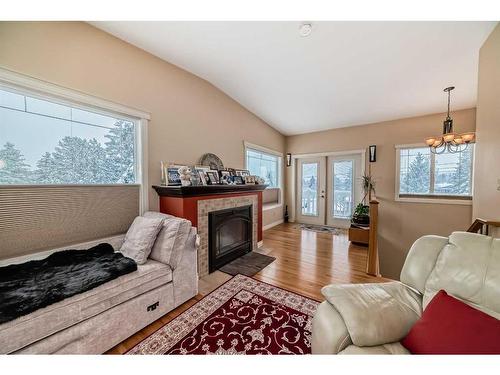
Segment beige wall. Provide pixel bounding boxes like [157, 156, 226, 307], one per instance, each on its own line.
[0, 22, 285, 226]
[474, 23, 500, 235]
[286, 109, 476, 279]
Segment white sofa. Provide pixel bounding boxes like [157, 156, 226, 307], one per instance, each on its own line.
[311, 231, 500, 354]
[0, 222, 198, 354]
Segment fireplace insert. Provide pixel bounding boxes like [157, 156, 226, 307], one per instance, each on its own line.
[208, 205, 252, 273]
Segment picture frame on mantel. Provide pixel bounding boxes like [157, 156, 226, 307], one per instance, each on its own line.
[196, 170, 208, 185]
[235, 169, 250, 177]
[206, 171, 220, 185]
[233, 175, 245, 185]
[166, 167, 182, 186]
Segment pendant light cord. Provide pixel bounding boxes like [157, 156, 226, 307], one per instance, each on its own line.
[447, 89, 451, 119]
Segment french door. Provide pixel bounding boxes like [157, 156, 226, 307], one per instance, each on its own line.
[326, 154, 362, 228]
[296, 153, 363, 228]
[295, 157, 326, 225]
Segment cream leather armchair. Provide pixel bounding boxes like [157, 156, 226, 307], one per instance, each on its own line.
[311, 232, 500, 354]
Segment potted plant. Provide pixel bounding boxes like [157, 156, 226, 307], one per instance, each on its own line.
[351, 174, 375, 226]
[352, 203, 370, 225]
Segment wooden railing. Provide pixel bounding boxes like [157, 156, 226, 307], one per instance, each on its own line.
[366, 199, 380, 276]
[467, 218, 500, 236]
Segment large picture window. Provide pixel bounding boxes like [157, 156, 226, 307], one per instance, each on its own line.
[0, 86, 137, 185]
[397, 145, 473, 200]
[245, 147, 280, 188]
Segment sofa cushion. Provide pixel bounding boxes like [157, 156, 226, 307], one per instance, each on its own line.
[321, 282, 422, 347]
[120, 216, 164, 264]
[400, 235, 448, 294]
[423, 232, 500, 319]
[143, 211, 175, 220]
[402, 290, 500, 354]
[143, 211, 192, 269]
[0, 259, 172, 354]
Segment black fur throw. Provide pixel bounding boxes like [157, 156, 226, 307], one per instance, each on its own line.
[0, 243, 137, 324]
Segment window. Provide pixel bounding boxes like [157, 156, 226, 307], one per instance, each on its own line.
[245, 147, 280, 188]
[397, 145, 474, 201]
[0, 86, 138, 185]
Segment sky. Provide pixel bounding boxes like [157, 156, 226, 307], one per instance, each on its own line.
[0, 87, 131, 168]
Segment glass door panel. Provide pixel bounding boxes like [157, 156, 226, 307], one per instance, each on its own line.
[301, 162, 319, 216]
[327, 153, 362, 228]
[332, 160, 353, 218]
[296, 157, 326, 225]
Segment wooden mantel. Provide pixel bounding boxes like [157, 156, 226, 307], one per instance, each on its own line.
[152, 184, 267, 242]
[152, 184, 268, 197]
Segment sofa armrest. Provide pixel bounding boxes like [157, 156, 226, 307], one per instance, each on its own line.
[312, 301, 352, 354]
[321, 282, 422, 347]
[171, 228, 199, 307]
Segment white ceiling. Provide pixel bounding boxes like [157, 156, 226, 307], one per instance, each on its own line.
[91, 21, 497, 135]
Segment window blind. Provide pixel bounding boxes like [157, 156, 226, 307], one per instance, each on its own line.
[0, 185, 139, 260]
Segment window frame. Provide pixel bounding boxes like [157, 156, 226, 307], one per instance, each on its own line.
[0, 68, 150, 212]
[394, 143, 473, 205]
[244, 141, 283, 208]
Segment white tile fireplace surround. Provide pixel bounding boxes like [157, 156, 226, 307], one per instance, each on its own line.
[197, 195, 258, 277]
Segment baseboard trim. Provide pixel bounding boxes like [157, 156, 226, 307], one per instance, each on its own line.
[263, 219, 284, 231]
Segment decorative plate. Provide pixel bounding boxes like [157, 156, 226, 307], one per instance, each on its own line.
[199, 153, 224, 170]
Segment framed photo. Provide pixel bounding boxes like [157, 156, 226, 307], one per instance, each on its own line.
[166, 167, 182, 186]
[195, 164, 210, 172]
[206, 171, 220, 185]
[197, 170, 208, 185]
[244, 175, 256, 184]
[233, 175, 244, 185]
[189, 167, 202, 186]
[235, 169, 250, 177]
[219, 170, 231, 178]
[226, 168, 237, 176]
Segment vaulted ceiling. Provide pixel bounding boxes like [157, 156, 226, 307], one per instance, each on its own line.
[91, 21, 496, 135]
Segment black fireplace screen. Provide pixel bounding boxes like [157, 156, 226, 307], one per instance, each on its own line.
[208, 205, 252, 273]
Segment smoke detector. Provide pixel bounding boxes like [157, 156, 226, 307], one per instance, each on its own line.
[299, 23, 312, 37]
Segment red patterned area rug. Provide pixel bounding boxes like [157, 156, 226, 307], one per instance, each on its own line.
[127, 274, 319, 355]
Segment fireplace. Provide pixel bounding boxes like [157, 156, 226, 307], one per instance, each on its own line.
[208, 205, 253, 273]
[153, 184, 265, 277]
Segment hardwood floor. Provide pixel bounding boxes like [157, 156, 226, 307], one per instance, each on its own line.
[106, 223, 388, 354]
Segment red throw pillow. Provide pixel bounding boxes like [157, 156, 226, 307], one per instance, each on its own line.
[402, 289, 500, 354]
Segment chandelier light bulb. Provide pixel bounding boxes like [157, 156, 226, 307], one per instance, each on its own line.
[443, 133, 456, 143]
[425, 137, 437, 146]
[461, 132, 475, 143]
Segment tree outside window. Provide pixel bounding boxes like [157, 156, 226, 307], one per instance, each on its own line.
[0, 87, 136, 185]
[398, 146, 473, 197]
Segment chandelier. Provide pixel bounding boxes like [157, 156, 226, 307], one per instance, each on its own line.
[425, 86, 475, 154]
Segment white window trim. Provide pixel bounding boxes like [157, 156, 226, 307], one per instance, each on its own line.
[244, 141, 283, 157]
[291, 149, 367, 159]
[394, 143, 472, 206]
[244, 141, 284, 206]
[0, 67, 151, 213]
